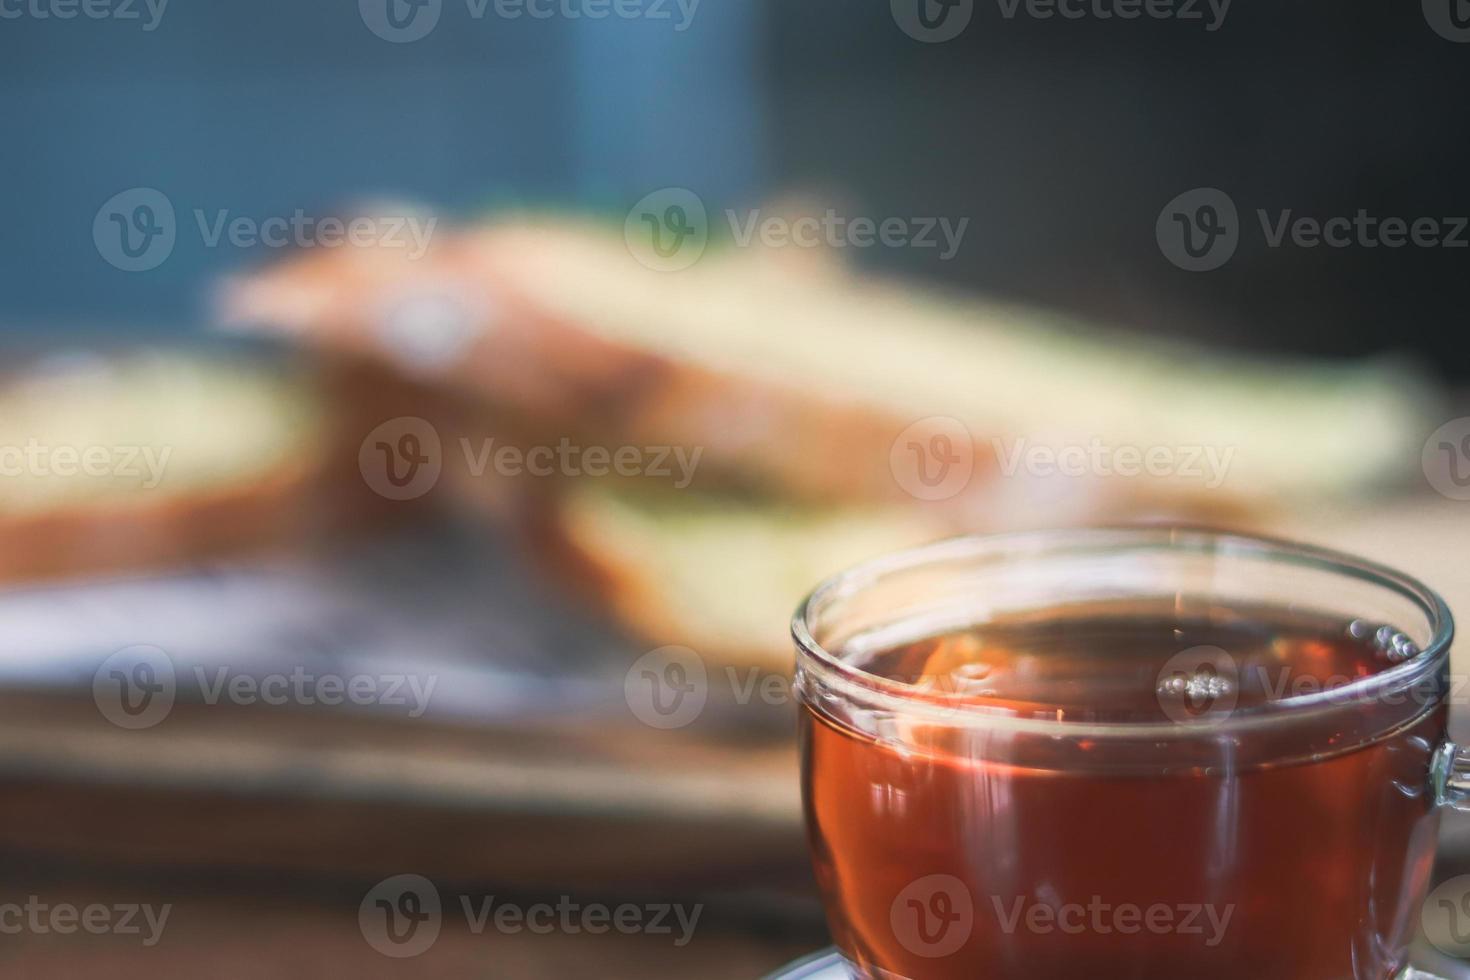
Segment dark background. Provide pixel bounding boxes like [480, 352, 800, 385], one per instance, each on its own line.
[2, 0, 1467, 374]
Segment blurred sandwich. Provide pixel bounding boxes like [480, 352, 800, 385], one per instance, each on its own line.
[220, 216, 1433, 510]
[218, 214, 1439, 665]
[510, 482, 943, 670]
[0, 349, 368, 584]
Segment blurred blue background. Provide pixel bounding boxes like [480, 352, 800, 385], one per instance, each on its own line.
[0, 0, 766, 333]
[4, 0, 1468, 374]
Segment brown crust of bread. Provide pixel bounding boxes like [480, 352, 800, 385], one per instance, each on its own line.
[218, 231, 998, 508]
[0, 461, 318, 585]
[0, 355, 417, 588]
[219, 227, 1278, 526]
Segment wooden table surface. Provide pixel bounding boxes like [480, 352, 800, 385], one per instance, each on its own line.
[0, 496, 1467, 978]
[0, 687, 823, 977]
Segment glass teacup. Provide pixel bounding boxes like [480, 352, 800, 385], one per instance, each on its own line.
[791, 528, 1467, 980]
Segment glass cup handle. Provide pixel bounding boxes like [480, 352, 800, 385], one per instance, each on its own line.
[1431, 741, 1470, 811]
[1409, 744, 1470, 980]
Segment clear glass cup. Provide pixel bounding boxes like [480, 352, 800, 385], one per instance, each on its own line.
[792, 527, 1468, 980]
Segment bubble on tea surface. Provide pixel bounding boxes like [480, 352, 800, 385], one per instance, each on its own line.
[1155, 646, 1239, 725]
[1356, 621, 1419, 664]
[1156, 668, 1233, 700]
[1391, 634, 1419, 662]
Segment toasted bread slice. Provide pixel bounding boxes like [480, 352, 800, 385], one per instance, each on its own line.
[220, 216, 1436, 515]
[520, 481, 950, 671]
[0, 350, 345, 583]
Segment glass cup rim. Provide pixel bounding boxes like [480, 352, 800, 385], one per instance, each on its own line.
[791, 525, 1455, 736]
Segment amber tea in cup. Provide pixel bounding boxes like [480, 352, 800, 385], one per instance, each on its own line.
[793, 529, 1463, 980]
